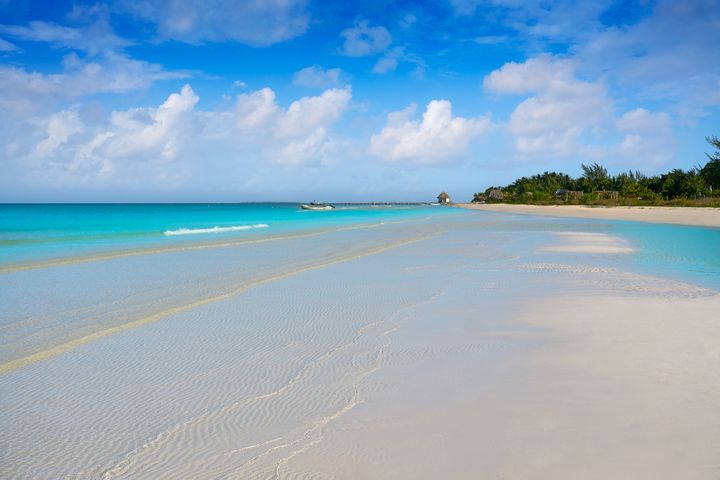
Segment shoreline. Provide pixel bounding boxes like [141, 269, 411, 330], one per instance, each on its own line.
[457, 203, 720, 228]
[4, 210, 719, 478]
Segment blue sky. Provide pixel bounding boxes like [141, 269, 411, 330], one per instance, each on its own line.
[1, 0, 719, 202]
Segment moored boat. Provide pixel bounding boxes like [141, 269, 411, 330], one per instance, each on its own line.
[300, 201, 335, 210]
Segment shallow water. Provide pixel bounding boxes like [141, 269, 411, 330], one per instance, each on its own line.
[0, 203, 457, 266]
[1, 208, 718, 478]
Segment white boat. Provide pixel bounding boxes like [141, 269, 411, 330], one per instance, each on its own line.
[300, 202, 335, 211]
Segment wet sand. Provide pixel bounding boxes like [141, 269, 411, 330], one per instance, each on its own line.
[2, 211, 719, 479]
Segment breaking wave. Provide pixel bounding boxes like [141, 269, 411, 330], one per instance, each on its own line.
[164, 224, 269, 236]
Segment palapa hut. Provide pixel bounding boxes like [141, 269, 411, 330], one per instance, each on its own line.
[488, 188, 505, 201]
[437, 192, 451, 204]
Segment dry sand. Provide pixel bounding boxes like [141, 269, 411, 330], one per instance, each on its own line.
[458, 203, 720, 227]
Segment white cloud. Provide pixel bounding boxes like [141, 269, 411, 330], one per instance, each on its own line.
[103, 84, 199, 160]
[277, 88, 352, 137]
[21, 85, 199, 177]
[484, 55, 587, 96]
[0, 52, 189, 119]
[0, 36, 16, 51]
[372, 46, 426, 76]
[235, 88, 282, 130]
[444, 0, 720, 115]
[36, 110, 83, 156]
[399, 14, 417, 30]
[277, 127, 330, 165]
[293, 65, 343, 88]
[484, 55, 677, 167]
[370, 100, 494, 163]
[575, 0, 720, 110]
[474, 35, 508, 45]
[0, 17, 130, 55]
[118, 0, 309, 46]
[484, 55, 612, 156]
[617, 108, 671, 133]
[233, 86, 351, 141]
[9, 84, 354, 187]
[340, 20, 392, 57]
[448, 0, 482, 16]
[614, 108, 674, 167]
[373, 55, 398, 74]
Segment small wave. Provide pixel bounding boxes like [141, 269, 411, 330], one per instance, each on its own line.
[164, 224, 269, 236]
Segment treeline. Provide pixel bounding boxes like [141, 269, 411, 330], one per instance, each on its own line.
[474, 135, 720, 206]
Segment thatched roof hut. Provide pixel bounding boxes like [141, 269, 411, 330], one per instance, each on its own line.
[437, 192, 451, 203]
[488, 188, 505, 201]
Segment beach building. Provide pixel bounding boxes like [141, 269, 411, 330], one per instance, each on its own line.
[595, 190, 619, 200]
[488, 188, 505, 201]
[555, 189, 583, 201]
[437, 192, 451, 204]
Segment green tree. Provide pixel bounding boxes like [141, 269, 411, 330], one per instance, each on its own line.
[580, 163, 611, 191]
[660, 169, 707, 199]
[700, 135, 720, 192]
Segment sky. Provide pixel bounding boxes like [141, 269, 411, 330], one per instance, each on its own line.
[0, 0, 719, 202]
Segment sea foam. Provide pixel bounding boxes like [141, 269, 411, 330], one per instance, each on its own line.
[164, 224, 269, 236]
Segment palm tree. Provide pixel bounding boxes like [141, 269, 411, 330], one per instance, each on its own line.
[581, 163, 610, 191]
[701, 135, 720, 192]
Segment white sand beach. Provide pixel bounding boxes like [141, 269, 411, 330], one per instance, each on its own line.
[459, 203, 720, 227]
[2, 210, 719, 479]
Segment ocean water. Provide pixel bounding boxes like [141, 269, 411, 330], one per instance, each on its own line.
[0, 203, 458, 266]
[1, 206, 719, 478]
[610, 221, 720, 290]
[471, 210, 720, 291]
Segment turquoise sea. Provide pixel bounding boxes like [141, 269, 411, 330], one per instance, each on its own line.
[2, 203, 719, 478]
[1, 204, 718, 290]
[0, 203, 456, 266]
[611, 220, 720, 290]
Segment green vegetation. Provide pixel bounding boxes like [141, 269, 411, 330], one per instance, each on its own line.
[473, 135, 720, 207]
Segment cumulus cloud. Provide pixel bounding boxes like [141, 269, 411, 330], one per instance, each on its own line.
[9, 83, 354, 188]
[104, 84, 199, 160]
[277, 128, 330, 166]
[233, 86, 351, 140]
[277, 88, 351, 137]
[442, 0, 718, 115]
[614, 108, 674, 166]
[35, 110, 84, 157]
[484, 55, 676, 167]
[370, 100, 493, 163]
[231, 86, 352, 165]
[484, 55, 612, 156]
[340, 20, 391, 57]
[235, 88, 282, 130]
[293, 65, 343, 88]
[617, 108, 671, 133]
[23, 85, 199, 176]
[117, 0, 309, 46]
